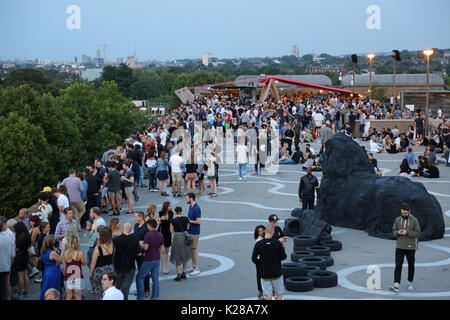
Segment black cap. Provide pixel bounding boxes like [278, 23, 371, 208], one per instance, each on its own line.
[268, 214, 279, 222]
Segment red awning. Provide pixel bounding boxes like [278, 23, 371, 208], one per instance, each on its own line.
[258, 76, 359, 95]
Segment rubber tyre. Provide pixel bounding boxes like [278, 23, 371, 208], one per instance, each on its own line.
[316, 233, 332, 244]
[307, 270, 338, 288]
[293, 235, 317, 247]
[291, 250, 314, 262]
[285, 276, 314, 292]
[293, 245, 307, 252]
[305, 266, 320, 273]
[321, 256, 334, 267]
[291, 208, 303, 218]
[305, 245, 331, 257]
[282, 262, 307, 280]
[284, 218, 302, 237]
[298, 257, 328, 270]
[320, 240, 343, 252]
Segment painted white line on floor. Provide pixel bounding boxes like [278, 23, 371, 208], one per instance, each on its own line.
[429, 192, 450, 198]
[127, 253, 236, 300]
[200, 195, 293, 211]
[200, 231, 253, 241]
[203, 218, 275, 223]
[337, 242, 450, 297]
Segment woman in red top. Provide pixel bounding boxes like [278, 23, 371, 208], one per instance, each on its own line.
[63, 236, 86, 300]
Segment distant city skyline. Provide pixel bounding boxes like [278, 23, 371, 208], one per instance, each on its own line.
[1, 0, 449, 62]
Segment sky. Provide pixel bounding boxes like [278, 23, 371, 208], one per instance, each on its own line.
[1, 0, 449, 62]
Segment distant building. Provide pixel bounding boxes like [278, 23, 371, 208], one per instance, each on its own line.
[117, 57, 124, 64]
[2, 63, 16, 69]
[202, 53, 211, 66]
[342, 73, 445, 99]
[74, 56, 78, 65]
[312, 53, 325, 63]
[58, 65, 86, 74]
[306, 65, 344, 73]
[291, 45, 299, 57]
[82, 55, 93, 64]
[80, 68, 103, 81]
[126, 56, 138, 69]
[36, 58, 52, 66]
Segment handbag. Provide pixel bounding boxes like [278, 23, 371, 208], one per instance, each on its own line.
[207, 160, 215, 177]
[175, 218, 192, 246]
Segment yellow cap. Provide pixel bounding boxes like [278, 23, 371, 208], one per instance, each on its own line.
[42, 187, 52, 192]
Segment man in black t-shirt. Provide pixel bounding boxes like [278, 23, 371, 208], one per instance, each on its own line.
[268, 214, 287, 243]
[252, 224, 287, 300]
[113, 222, 140, 300]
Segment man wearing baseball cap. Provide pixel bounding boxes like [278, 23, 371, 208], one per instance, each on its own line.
[268, 215, 286, 243]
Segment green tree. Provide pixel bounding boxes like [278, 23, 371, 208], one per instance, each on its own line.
[3, 68, 50, 94]
[0, 112, 55, 215]
[129, 70, 161, 99]
[371, 83, 388, 102]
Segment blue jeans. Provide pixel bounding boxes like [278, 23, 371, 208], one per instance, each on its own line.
[136, 260, 160, 300]
[148, 168, 157, 189]
[238, 163, 247, 178]
[139, 166, 144, 185]
[279, 160, 296, 165]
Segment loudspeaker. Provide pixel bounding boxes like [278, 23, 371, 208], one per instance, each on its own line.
[351, 54, 358, 64]
[392, 50, 402, 62]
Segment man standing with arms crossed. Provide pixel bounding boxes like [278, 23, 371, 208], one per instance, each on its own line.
[389, 203, 421, 293]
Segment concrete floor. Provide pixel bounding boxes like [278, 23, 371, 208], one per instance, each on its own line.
[22, 139, 450, 300]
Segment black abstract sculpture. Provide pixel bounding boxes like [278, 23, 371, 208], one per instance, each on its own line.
[315, 133, 445, 241]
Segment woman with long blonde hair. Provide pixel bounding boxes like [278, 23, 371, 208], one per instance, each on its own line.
[63, 235, 86, 300]
[145, 204, 157, 221]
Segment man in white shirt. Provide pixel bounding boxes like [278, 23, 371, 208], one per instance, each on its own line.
[235, 139, 249, 181]
[102, 272, 124, 300]
[313, 112, 324, 129]
[169, 150, 184, 197]
[159, 127, 167, 147]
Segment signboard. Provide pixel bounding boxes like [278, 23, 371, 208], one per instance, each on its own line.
[405, 105, 414, 111]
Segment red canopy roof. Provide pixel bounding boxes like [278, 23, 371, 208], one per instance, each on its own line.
[258, 76, 359, 95]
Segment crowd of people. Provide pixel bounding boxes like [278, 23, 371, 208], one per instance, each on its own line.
[1, 89, 448, 301]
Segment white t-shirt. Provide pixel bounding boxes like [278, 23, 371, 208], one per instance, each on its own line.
[102, 286, 124, 300]
[236, 145, 248, 164]
[160, 131, 167, 146]
[169, 154, 183, 173]
[313, 113, 324, 127]
[146, 159, 157, 168]
[57, 194, 69, 211]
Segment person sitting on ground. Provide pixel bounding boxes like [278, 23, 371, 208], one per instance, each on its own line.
[369, 135, 383, 153]
[387, 138, 399, 154]
[412, 156, 429, 177]
[302, 155, 322, 171]
[279, 149, 303, 165]
[424, 145, 437, 165]
[404, 147, 416, 166]
[399, 159, 413, 177]
[368, 153, 380, 174]
[422, 159, 439, 178]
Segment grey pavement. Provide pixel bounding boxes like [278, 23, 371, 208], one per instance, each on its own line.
[22, 140, 450, 300]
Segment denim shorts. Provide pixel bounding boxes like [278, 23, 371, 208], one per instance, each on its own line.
[64, 278, 85, 291]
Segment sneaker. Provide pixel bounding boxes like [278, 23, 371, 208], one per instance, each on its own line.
[190, 269, 200, 276]
[258, 295, 265, 300]
[243, 177, 247, 181]
[408, 283, 414, 291]
[29, 267, 39, 278]
[239, 177, 242, 181]
[389, 285, 400, 293]
[34, 277, 42, 283]
[181, 273, 186, 280]
[186, 268, 194, 273]
[124, 211, 135, 215]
